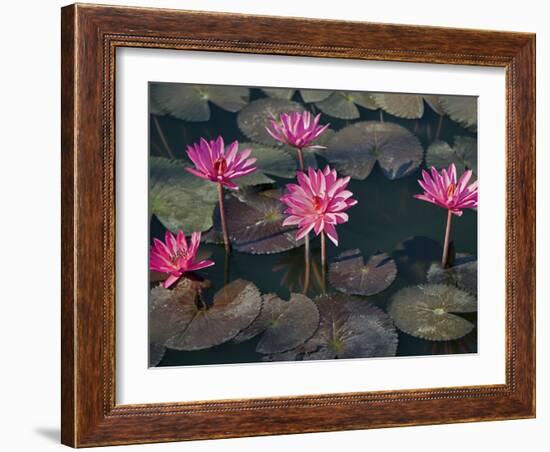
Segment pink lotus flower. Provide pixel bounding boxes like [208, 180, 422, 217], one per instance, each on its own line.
[185, 137, 257, 190]
[150, 230, 214, 288]
[414, 164, 478, 216]
[266, 111, 329, 150]
[281, 165, 357, 246]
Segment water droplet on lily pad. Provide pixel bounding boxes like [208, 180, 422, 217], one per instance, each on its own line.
[234, 293, 319, 354]
[372, 93, 424, 119]
[329, 249, 397, 296]
[426, 136, 477, 176]
[321, 121, 423, 180]
[388, 284, 477, 341]
[237, 98, 305, 145]
[439, 95, 477, 131]
[163, 279, 262, 351]
[206, 189, 302, 254]
[427, 255, 477, 296]
[150, 83, 249, 122]
[149, 157, 219, 232]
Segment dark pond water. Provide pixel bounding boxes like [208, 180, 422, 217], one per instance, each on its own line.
[149, 86, 478, 367]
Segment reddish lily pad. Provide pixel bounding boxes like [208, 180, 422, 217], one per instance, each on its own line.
[427, 254, 477, 296]
[329, 249, 397, 296]
[150, 83, 249, 121]
[234, 293, 319, 354]
[321, 121, 423, 180]
[206, 189, 302, 254]
[388, 284, 477, 341]
[439, 95, 477, 130]
[161, 279, 262, 351]
[237, 98, 305, 145]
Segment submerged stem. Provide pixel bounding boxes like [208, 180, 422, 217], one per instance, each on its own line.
[152, 115, 175, 159]
[303, 235, 311, 295]
[320, 231, 327, 293]
[379, 110, 384, 123]
[435, 114, 444, 141]
[223, 247, 231, 286]
[442, 209, 453, 268]
[217, 183, 231, 253]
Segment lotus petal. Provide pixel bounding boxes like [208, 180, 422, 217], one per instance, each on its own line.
[237, 98, 305, 145]
[372, 93, 424, 119]
[321, 121, 423, 180]
[426, 136, 477, 176]
[329, 249, 397, 296]
[427, 255, 477, 296]
[439, 95, 477, 130]
[388, 284, 477, 341]
[160, 279, 262, 351]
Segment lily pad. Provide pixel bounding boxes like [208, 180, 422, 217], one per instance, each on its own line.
[237, 98, 305, 145]
[160, 279, 262, 351]
[241, 142, 298, 178]
[206, 189, 302, 254]
[234, 293, 319, 354]
[261, 88, 296, 99]
[372, 93, 424, 119]
[329, 249, 397, 296]
[425, 136, 477, 175]
[427, 255, 477, 296]
[439, 95, 477, 130]
[149, 343, 166, 367]
[321, 121, 423, 180]
[423, 95, 446, 115]
[150, 83, 249, 122]
[149, 157, 218, 232]
[315, 92, 377, 119]
[301, 294, 398, 360]
[300, 89, 332, 103]
[388, 284, 477, 341]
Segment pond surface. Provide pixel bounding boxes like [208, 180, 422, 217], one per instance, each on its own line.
[149, 85, 478, 367]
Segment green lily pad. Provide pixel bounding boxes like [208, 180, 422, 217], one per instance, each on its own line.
[206, 189, 302, 254]
[439, 95, 477, 130]
[321, 121, 423, 180]
[161, 279, 262, 351]
[388, 284, 477, 341]
[372, 93, 424, 119]
[329, 249, 397, 296]
[423, 95, 446, 115]
[149, 157, 219, 232]
[425, 136, 477, 175]
[314, 92, 377, 119]
[302, 294, 398, 360]
[237, 98, 305, 145]
[234, 293, 319, 354]
[300, 89, 332, 103]
[427, 255, 477, 296]
[241, 142, 298, 178]
[150, 83, 249, 122]
[261, 88, 296, 99]
[149, 343, 166, 367]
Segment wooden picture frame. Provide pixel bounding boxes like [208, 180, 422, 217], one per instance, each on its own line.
[61, 3, 536, 447]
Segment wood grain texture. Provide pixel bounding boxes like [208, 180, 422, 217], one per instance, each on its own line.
[60, 3, 536, 447]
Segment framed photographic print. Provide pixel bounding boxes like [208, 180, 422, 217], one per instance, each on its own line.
[61, 3, 536, 447]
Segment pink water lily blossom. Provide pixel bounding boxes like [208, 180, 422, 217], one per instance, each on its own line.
[150, 230, 214, 289]
[281, 165, 357, 246]
[185, 136, 257, 190]
[414, 164, 478, 216]
[266, 111, 329, 151]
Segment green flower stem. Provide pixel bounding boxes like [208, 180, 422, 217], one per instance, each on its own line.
[217, 183, 231, 254]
